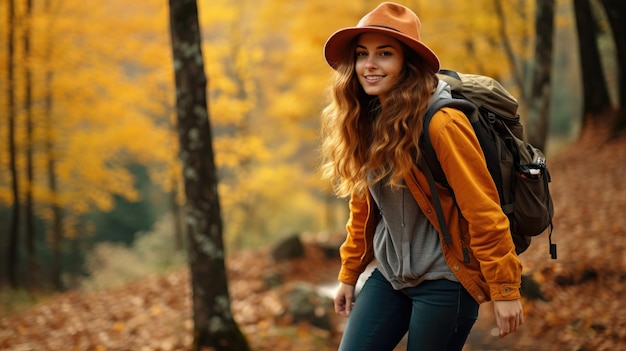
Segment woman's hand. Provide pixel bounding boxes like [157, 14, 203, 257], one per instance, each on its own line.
[334, 282, 356, 317]
[493, 299, 524, 338]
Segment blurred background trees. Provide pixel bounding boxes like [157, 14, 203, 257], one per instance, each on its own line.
[0, 0, 622, 295]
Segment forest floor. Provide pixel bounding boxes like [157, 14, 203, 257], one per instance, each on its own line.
[1, 124, 626, 351]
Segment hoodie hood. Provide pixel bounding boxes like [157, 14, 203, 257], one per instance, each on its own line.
[427, 79, 452, 109]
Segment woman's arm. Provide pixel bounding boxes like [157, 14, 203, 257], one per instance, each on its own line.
[338, 191, 376, 285]
[429, 108, 522, 298]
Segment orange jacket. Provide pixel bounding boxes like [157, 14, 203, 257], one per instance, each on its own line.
[338, 107, 522, 303]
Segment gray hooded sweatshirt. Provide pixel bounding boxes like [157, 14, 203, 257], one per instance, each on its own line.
[368, 80, 458, 290]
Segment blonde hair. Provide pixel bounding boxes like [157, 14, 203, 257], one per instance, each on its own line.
[321, 41, 438, 198]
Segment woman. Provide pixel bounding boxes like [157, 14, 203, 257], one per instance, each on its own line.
[320, 2, 524, 350]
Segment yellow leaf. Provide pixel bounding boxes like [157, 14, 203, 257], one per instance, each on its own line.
[17, 324, 26, 334]
[113, 322, 125, 332]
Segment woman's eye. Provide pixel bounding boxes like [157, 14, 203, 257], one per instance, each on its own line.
[356, 51, 368, 57]
[380, 51, 392, 56]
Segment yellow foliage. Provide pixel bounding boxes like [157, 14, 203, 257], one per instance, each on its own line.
[0, 0, 557, 246]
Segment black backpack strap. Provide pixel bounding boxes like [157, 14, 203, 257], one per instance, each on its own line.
[421, 159, 470, 263]
[420, 97, 476, 263]
[545, 170, 557, 259]
[420, 159, 452, 244]
[421, 98, 477, 185]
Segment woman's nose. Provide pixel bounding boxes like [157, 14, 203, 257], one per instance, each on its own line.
[364, 56, 377, 69]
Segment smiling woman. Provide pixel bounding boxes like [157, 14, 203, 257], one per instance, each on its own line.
[319, 3, 524, 350]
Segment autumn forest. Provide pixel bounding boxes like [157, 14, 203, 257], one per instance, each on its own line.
[1, 0, 626, 350]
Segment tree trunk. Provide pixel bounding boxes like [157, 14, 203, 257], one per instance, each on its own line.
[526, 0, 555, 150]
[171, 171, 184, 252]
[6, 0, 21, 290]
[43, 0, 64, 291]
[45, 69, 64, 291]
[493, 0, 524, 89]
[599, 0, 626, 135]
[168, 1, 249, 350]
[573, 0, 613, 126]
[47, 144, 64, 291]
[23, 0, 38, 291]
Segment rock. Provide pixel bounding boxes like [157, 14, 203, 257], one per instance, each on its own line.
[283, 282, 332, 331]
[271, 234, 305, 261]
[554, 266, 599, 286]
[264, 271, 283, 288]
[314, 242, 341, 260]
[520, 274, 548, 301]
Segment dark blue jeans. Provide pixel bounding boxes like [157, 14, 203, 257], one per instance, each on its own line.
[338, 269, 479, 351]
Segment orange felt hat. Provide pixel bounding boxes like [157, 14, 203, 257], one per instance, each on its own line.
[324, 2, 440, 73]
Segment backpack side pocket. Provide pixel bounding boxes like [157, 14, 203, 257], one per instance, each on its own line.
[512, 170, 553, 237]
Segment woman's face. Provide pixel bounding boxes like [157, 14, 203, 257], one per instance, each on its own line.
[354, 32, 405, 103]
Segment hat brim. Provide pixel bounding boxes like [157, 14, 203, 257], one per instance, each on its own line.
[324, 26, 440, 73]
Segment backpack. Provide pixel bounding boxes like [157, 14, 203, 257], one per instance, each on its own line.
[420, 70, 556, 259]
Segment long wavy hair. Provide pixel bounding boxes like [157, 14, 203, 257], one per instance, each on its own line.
[321, 37, 438, 198]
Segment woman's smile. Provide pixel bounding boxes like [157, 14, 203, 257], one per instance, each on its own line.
[363, 74, 385, 82]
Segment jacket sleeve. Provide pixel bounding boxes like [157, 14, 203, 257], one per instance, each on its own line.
[430, 107, 522, 300]
[338, 191, 375, 286]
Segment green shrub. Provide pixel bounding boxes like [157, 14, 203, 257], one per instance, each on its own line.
[80, 213, 186, 291]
